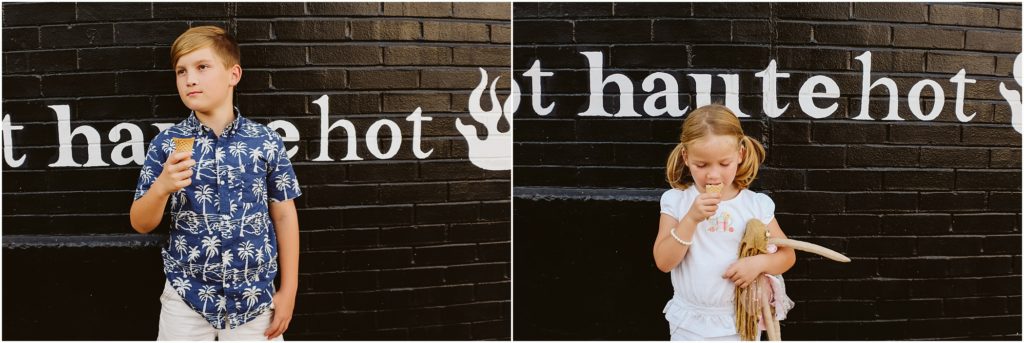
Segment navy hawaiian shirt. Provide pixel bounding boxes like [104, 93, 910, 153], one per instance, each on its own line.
[134, 110, 301, 329]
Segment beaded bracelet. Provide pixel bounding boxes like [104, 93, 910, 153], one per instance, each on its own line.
[669, 227, 693, 246]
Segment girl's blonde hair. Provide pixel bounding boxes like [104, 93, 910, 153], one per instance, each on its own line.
[665, 104, 765, 190]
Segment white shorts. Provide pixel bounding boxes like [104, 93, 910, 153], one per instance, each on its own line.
[670, 326, 763, 341]
[157, 280, 283, 341]
[670, 325, 741, 341]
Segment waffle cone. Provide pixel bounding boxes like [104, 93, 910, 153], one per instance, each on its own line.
[172, 137, 195, 154]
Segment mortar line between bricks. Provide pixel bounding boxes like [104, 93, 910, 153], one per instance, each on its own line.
[1, 233, 165, 248]
[3, 213, 144, 218]
[504, 66, 1020, 77]
[786, 276, 1022, 281]
[12, 18, 513, 28]
[4, 184, 510, 196]
[3, 42, 509, 53]
[772, 19, 1024, 32]
[0, 138, 491, 148]
[513, 142, 1013, 148]
[282, 299, 509, 316]
[241, 41, 507, 47]
[299, 285, 481, 296]
[791, 313, 1022, 325]
[508, 93, 1019, 101]
[21, 66, 1004, 76]
[513, 39, 1022, 50]
[10, 67, 513, 76]
[874, 255, 1020, 260]
[4, 92, 513, 102]
[507, 49, 1021, 61]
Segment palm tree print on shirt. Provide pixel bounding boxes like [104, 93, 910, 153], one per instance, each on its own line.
[174, 236, 188, 259]
[194, 185, 214, 233]
[237, 241, 256, 285]
[242, 286, 262, 308]
[134, 111, 301, 329]
[229, 141, 247, 173]
[187, 246, 201, 263]
[274, 173, 293, 200]
[172, 277, 192, 297]
[201, 235, 221, 280]
[249, 147, 263, 173]
[198, 285, 216, 314]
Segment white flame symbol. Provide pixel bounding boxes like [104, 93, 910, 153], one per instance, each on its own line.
[456, 68, 519, 171]
[998, 53, 1022, 134]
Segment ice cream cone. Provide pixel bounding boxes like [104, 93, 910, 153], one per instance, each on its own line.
[172, 137, 195, 154]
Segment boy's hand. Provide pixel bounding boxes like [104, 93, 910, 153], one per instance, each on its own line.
[265, 290, 295, 339]
[723, 255, 766, 289]
[684, 191, 721, 224]
[153, 151, 195, 196]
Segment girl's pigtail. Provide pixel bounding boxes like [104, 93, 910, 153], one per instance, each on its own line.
[665, 143, 688, 190]
[735, 135, 766, 189]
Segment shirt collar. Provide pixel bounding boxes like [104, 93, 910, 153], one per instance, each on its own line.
[183, 107, 245, 137]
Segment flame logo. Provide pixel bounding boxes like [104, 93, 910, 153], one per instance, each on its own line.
[456, 68, 519, 171]
[998, 53, 1022, 134]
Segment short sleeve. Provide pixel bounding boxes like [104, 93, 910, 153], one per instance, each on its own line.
[659, 189, 685, 220]
[753, 192, 776, 225]
[266, 132, 302, 202]
[134, 134, 170, 201]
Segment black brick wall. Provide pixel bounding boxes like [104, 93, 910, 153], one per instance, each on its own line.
[513, 2, 1021, 340]
[3, 2, 510, 340]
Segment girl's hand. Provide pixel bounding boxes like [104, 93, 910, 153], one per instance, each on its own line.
[723, 255, 766, 288]
[265, 290, 295, 339]
[683, 191, 721, 224]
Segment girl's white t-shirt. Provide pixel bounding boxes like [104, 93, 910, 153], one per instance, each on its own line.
[660, 186, 776, 338]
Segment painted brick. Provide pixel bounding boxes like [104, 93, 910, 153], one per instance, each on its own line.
[853, 3, 927, 23]
[965, 30, 1023, 53]
[384, 2, 451, 17]
[815, 23, 891, 47]
[3, 3, 75, 26]
[2, 2, 511, 340]
[41, 23, 114, 48]
[308, 2, 381, 16]
[424, 21, 490, 42]
[309, 46, 381, 65]
[351, 20, 421, 40]
[999, 8, 1022, 29]
[275, 20, 349, 41]
[930, 4, 1000, 27]
[453, 3, 510, 20]
[777, 3, 849, 19]
[893, 27, 964, 49]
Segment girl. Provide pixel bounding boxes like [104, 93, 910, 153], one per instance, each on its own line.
[653, 104, 796, 341]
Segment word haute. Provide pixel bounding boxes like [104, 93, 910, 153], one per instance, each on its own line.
[520, 50, 1023, 134]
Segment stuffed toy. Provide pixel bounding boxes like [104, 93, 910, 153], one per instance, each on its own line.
[735, 219, 851, 341]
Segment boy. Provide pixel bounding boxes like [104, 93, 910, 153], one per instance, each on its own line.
[129, 26, 300, 341]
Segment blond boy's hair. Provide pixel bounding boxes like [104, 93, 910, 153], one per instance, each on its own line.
[665, 104, 766, 190]
[170, 26, 240, 69]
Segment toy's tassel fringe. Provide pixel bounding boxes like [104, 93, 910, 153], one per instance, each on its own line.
[735, 220, 769, 341]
